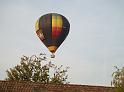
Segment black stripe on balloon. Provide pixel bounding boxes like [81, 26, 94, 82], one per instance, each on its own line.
[39, 14, 52, 47]
[56, 16, 70, 47]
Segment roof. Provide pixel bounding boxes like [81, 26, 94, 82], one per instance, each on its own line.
[0, 80, 114, 92]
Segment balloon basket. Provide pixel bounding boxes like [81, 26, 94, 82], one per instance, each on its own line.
[51, 54, 55, 58]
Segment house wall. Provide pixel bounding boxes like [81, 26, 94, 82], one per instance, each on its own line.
[0, 81, 114, 92]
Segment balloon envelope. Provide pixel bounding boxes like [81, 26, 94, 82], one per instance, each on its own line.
[35, 13, 70, 54]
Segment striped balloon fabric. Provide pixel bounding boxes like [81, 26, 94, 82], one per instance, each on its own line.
[35, 13, 70, 54]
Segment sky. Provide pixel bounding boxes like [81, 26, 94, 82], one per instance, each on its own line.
[0, 0, 124, 86]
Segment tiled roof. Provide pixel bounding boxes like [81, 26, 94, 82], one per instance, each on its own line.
[0, 80, 114, 92]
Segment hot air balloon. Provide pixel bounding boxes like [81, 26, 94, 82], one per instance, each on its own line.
[35, 13, 70, 58]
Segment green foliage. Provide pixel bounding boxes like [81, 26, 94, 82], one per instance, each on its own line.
[6, 53, 69, 84]
[111, 66, 124, 92]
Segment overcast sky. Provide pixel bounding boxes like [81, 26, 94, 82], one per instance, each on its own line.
[0, 0, 124, 86]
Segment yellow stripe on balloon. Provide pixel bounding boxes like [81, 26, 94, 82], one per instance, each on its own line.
[52, 14, 62, 39]
[52, 14, 57, 39]
[35, 19, 39, 31]
[52, 14, 57, 27]
[57, 15, 62, 28]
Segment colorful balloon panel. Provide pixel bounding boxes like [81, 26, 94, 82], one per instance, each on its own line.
[35, 13, 70, 53]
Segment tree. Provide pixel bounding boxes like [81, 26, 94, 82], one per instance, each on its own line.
[6, 53, 69, 84]
[111, 66, 124, 92]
